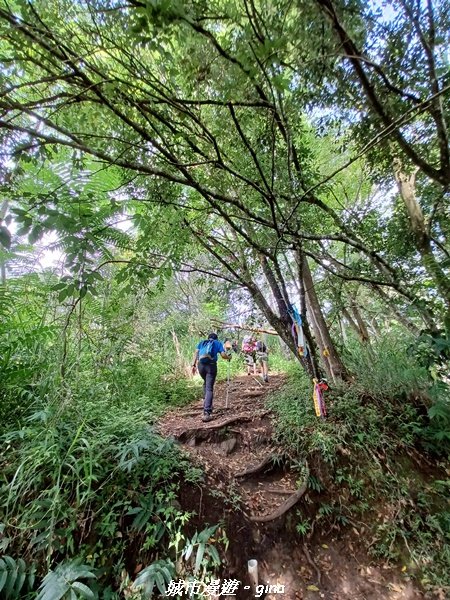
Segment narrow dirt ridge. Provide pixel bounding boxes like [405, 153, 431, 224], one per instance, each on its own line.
[157, 374, 424, 600]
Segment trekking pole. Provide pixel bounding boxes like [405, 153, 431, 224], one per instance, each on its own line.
[226, 359, 231, 409]
[224, 340, 232, 409]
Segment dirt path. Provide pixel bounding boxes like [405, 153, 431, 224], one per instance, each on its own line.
[157, 374, 426, 600]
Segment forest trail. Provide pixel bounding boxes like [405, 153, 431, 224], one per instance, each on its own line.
[157, 374, 426, 600]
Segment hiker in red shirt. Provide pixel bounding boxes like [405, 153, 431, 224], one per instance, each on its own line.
[241, 335, 257, 376]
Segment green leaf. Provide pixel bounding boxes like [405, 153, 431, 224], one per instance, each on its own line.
[208, 545, 220, 565]
[71, 581, 95, 599]
[0, 225, 11, 250]
[27, 569, 35, 590]
[194, 543, 205, 574]
[29, 225, 43, 244]
[14, 569, 26, 596]
[4, 556, 18, 598]
[0, 567, 8, 593]
[155, 571, 166, 595]
[58, 288, 70, 302]
[184, 543, 193, 562]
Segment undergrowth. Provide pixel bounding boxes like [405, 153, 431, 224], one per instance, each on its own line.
[268, 335, 450, 594]
[0, 329, 223, 599]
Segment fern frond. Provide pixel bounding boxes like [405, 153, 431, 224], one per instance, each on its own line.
[93, 227, 133, 250]
[36, 560, 96, 600]
[132, 559, 175, 598]
[0, 555, 36, 599]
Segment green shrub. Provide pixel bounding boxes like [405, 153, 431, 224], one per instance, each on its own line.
[268, 341, 450, 592]
[343, 334, 430, 398]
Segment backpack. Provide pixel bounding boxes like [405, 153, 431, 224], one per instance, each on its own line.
[256, 341, 266, 353]
[198, 339, 215, 364]
[243, 340, 255, 354]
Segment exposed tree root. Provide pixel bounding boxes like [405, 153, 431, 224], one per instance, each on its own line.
[179, 407, 239, 418]
[176, 416, 254, 441]
[203, 415, 254, 429]
[240, 390, 264, 398]
[302, 542, 321, 585]
[235, 454, 281, 478]
[249, 464, 309, 522]
[265, 488, 295, 495]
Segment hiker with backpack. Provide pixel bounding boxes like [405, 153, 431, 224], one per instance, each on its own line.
[255, 338, 269, 383]
[192, 333, 232, 422]
[241, 335, 257, 376]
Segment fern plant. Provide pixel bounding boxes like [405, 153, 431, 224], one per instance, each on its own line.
[0, 555, 36, 599]
[131, 559, 175, 599]
[36, 561, 97, 600]
[181, 525, 221, 577]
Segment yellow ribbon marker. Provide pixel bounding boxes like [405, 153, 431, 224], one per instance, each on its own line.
[312, 378, 321, 417]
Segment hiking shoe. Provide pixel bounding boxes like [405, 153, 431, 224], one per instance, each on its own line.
[202, 413, 213, 423]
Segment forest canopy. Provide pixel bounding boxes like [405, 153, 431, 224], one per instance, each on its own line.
[0, 0, 449, 598]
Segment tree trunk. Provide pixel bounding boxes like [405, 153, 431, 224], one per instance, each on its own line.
[0, 259, 5, 286]
[259, 253, 318, 377]
[0, 199, 8, 285]
[297, 262, 322, 380]
[172, 329, 188, 376]
[342, 307, 364, 340]
[393, 159, 450, 313]
[349, 300, 370, 343]
[338, 315, 348, 343]
[283, 251, 324, 379]
[297, 250, 348, 382]
[369, 317, 381, 337]
[305, 293, 327, 376]
[372, 285, 423, 335]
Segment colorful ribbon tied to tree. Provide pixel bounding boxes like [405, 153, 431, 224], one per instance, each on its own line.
[289, 305, 307, 358]
[313, 378, 327, 418]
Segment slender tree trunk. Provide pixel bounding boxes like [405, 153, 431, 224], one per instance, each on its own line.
[236, 250, 299, 359]
[279, 253, 320, 377]
[172, 329, 190, 376]
[338, 315, 348, 343]
[349, 300, 370, 343]
[394, 159, 450, 313]
[259, 253, 318, 377]
[342, 307, 363, 339]
[369, 317, 381, 337]
[296, 250, 348, 381]
[305, 293, 327, 377]
[284, 251, 329, 379]
[0, 199, 8, 285]
[297, 261, 321, 379]
[372, 285, 423, 335]
[0, 259, 5, 286]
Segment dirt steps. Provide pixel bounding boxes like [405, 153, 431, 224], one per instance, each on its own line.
[157, 374, 426, 600]
[158, 374, 292, 522]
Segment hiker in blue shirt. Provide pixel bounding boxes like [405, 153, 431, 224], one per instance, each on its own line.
[192, 333, 231, 422]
